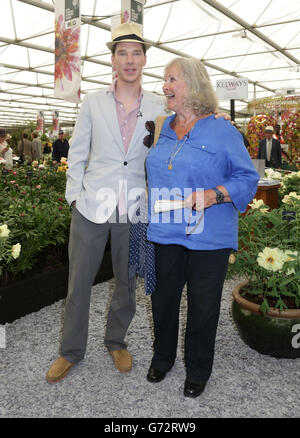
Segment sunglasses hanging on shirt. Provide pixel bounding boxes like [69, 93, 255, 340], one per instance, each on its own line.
[143, 120, 155, 148]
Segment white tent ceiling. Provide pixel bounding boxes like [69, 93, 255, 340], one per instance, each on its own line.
[0, 0, 299, 129]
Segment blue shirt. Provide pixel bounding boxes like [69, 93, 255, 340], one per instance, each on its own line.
[146, 114, 259, 251]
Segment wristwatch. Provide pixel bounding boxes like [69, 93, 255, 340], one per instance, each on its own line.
[212, 188, 225, 204]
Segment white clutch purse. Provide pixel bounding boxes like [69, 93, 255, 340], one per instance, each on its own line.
[153, 199, 187, 213]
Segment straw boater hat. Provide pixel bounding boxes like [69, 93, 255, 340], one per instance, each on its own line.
[106, 22, 151, 51]
[265, 126, 274, 132]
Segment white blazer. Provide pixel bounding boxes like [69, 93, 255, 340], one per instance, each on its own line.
[66, 87, 166, 223]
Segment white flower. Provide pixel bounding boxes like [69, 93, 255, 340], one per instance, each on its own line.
[228, 254, 236, 264]
[257, 247, 286, 272]
[265, 168, 275, 177]
[284, 250, 298, 261]
[265, 169, 282, 180]
[283, 173, 295, 181]
[283, 250, 298, 275]
[282, 192, 300, 204]
[0, 224, 10, 239]
[289, 192, 300, 200]
[11, 243, 21, 259]
[249, 198, 269, 211]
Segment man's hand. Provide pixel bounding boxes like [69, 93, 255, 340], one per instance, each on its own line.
[214, 112, 231, 122]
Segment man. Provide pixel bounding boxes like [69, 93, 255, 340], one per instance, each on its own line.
[46, 22, 167, 383]
[17, 132, 33, 163]
[52, 130, 70, 164]
[257, 125, 281, 169]
[32, 132, 43, 162]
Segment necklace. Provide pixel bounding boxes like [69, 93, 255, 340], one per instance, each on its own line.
[166, 135, 189, 170]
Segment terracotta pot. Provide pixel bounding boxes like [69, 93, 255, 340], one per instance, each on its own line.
[232, 280, 300, 358]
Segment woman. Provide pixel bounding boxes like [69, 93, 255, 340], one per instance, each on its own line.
[145, 57, 259, 398]
[0, 128, 13, 168]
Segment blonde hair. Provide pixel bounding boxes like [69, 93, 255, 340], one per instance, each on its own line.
[164, 57, 218, 116]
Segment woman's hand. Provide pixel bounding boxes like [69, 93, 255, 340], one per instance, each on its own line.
[185, 190, 216, 210]
[185, 186, 231, 210]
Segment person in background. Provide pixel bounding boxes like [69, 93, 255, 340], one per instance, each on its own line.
[233, 123, 249, 150]
[43, 140, 51, 155]
[273, 124, 284, 144]
[17, 132, 33, 163]
[32, 132, 43, 162]
[52, 130, 70, 164]
[145, 57, 259, 398]
[0, 128, 13, 168]
[257, 126, 281, 169]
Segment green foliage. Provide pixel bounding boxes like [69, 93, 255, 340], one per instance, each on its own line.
[227, 193, 300, 313]
[0, 160, 71, 285]
[279, 173, 300, 203]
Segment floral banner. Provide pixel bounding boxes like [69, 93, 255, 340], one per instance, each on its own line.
[54, 0, 81, 104]
[121, 0, 144, 26]
[52, 110, 59, 136]
[37, 111, 44, 132]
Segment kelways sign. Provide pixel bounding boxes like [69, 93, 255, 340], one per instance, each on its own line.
[216, 78, 248, 100]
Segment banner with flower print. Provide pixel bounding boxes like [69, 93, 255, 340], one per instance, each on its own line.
[52, 110, 59, 136]
[37, 111, 44, 132]
[54, 0, 81, 104]
[121, 0, 144, 27]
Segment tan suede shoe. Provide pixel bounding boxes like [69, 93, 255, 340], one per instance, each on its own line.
[46, 356, 74, 383]
[109, 349, 132, 373]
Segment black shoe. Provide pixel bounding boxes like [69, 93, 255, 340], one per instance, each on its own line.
[147, 367, 167, 383]
[184, 380, 206, 398]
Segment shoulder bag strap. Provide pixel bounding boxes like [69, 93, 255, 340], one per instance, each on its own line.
[153, 115, 168, 147]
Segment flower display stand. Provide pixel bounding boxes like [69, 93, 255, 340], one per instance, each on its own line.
[0, 250, 113, 324]
[255, 183, 281, 210]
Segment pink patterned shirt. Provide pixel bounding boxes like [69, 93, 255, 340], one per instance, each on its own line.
[107, 81, 143, 215]
[108, 81, 143, 154]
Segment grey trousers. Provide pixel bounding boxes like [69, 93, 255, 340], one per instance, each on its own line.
[60, 208, 135, 364]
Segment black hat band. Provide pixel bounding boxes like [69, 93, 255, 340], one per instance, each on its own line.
[113, 33, 145, 43]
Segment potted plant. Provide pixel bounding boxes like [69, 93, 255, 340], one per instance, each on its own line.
[227, 183, 300, 358]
